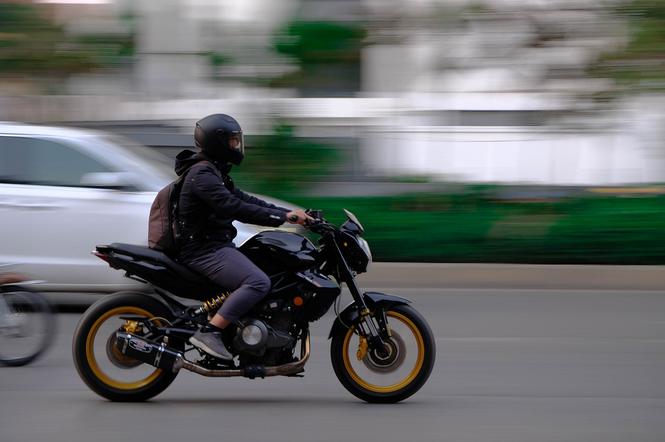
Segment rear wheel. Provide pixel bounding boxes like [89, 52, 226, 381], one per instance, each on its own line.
[72, 292, 182, 402]
[331, 304, 435, 403]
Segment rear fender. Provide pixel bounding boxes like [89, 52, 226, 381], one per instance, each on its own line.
[327, 291, 411, 339]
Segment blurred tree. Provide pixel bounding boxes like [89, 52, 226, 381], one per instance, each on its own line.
[0, 3, 93, 77]
[0, 2, 134, 92]
[272, 20, 366, 96]
[590, 0, 665, 92]
[207, 51, 234, 81]
[208, 52, 232, 69]
[233, 124, 341, 198]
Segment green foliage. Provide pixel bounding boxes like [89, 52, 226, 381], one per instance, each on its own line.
[207, 51, 234, 81]
[73, 33, 135, 66]
[463, 3, 496, 15]
[0, 3, 91, 76]
[293, 191, 665, 264]
[590, 0, 665, 90]
[232, 124, 341, 198]
[615, 0, 665, 20]
[271, 20, 365, 93]
[208, 52, 232, 67]
[0, 3, 49, 33]
[0, 2, 134, 82]
[274, 21, 366, 65]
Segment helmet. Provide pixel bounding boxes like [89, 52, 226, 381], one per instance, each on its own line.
[194, 114, 245, 165]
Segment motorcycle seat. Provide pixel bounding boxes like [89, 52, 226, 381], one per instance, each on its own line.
[105, 243, 212, 286]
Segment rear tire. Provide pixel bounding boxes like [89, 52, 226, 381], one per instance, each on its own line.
[330, 304, 435, 403]
[72, 292, 181, 402]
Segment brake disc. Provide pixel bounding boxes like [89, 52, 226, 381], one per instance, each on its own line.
[361, 331, 406, 374]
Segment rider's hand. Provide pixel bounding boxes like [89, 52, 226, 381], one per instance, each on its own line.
[286, 209, 314, 225]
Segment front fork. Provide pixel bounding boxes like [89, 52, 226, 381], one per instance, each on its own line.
[354, 307, 391, 359]
[332, 240, 390, 352]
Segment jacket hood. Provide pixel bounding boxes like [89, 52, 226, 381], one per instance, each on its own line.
[174, 149, 232, 176]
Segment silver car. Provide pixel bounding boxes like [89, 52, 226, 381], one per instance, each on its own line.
[0, 123, 297, 292]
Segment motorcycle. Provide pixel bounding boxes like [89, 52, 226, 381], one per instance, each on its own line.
[0, 266, 55, 367]
[72, 210, 435, 403]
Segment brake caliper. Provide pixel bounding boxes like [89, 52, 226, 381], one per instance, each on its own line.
[356, 335, 369, 361]
[122, 320, 142, 334]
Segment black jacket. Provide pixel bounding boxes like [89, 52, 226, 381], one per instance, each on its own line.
[174, 149, 289, 261]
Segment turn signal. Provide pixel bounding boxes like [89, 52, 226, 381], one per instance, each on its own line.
[293, 296, 304, 307]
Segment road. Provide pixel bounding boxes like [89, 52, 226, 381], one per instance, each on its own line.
[1, 288, 665, 442]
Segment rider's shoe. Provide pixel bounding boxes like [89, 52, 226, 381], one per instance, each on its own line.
[189, 328, 234, 361]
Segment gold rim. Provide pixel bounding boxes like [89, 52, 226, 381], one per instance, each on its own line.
[85, 306, 163, 391]
[341, 310, 425, 394]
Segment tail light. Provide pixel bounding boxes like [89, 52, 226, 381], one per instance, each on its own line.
[92, 250, 114, 267]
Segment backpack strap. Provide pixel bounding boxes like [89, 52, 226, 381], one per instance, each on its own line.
[172, 160, 214, 250]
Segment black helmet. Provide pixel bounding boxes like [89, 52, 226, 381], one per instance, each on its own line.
[194, 114, 245, 165]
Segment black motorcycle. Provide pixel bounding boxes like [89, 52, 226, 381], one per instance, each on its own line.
[72, 210, 435, 403]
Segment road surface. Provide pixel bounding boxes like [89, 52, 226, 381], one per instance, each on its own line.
[1, 288, 664, 442]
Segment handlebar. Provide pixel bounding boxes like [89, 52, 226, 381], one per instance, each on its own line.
[305, 209, 324, 220]
[303, 209, 335, 234]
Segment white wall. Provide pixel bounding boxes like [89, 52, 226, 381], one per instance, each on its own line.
[362, 126, 663, 185]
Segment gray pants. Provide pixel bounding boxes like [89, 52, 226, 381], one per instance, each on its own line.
[184, 247, 270, 322]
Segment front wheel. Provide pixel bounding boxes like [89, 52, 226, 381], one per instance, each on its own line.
[0, 285, 55, 367]
[72, 292, 181, 402]
[331, 304, 435, 403]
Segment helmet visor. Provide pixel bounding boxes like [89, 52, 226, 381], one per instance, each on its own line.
[228, 131, 244, 156]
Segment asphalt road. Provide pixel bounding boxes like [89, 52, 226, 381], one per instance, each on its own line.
[1, 288, 665, 442]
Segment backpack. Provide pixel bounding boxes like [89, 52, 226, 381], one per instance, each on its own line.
[148, 160, 212, 255]
[148, 175, 186, 256]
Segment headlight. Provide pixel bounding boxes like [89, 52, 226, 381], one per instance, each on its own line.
[358, 238, 372, 268]
[340, 232, 372, 274]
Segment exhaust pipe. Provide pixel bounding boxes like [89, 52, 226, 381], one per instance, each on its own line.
[174, 332, 311, 378]
[115, 332, 182, 372]
[115, 331, 311, 378]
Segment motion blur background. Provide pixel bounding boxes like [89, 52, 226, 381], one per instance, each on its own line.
[2, 0, 664, 264]
[2, 4, 665, 441]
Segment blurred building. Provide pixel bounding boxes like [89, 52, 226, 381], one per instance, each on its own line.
[2, 0, 664, 185]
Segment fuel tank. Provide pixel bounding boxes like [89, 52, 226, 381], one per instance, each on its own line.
[239, 230, 318, 274]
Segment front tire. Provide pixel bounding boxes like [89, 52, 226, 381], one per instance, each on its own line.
[330, 304, 435, 403]
[72, 292, 181, 402]
[0, 286, 55, 367]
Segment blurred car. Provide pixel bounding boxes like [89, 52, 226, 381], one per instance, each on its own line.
[0, 122, 299, 292]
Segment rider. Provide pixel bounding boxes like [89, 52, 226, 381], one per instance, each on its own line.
[175, 114, 312, 360]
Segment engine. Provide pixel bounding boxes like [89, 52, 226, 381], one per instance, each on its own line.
[233, 318, 295, 358]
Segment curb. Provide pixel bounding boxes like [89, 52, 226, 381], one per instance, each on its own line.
[357, 263, 665, 291]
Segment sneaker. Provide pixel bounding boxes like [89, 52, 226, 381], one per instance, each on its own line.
[189, 330, 234, 361]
